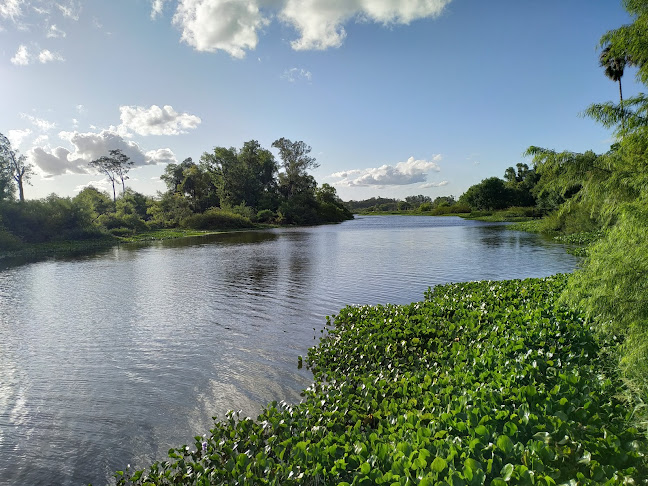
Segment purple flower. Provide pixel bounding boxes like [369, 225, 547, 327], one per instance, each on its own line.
[202, 441, 208, 453]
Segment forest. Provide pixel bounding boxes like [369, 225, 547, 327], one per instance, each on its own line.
[0, 137, 352, 248]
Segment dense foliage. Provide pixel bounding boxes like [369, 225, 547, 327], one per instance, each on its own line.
[0, 138, 352, 249]
[115, 276, 647, 485]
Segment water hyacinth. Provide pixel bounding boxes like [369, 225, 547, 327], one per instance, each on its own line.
[116, 275, 647, 485]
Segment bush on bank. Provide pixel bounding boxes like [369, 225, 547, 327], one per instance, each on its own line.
[115, 276, 647, 485]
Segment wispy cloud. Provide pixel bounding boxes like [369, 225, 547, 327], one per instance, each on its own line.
[46, 24, 66, 38]
[20, 113, 57, 131]
[282, 67, 312, 83]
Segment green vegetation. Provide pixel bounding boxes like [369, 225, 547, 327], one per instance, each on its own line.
[0, 137, 352, 256]
[115, 276, 647, 485]
[349, 195, 472, 216]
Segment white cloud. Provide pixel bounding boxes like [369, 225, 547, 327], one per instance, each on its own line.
[32, 5, 49, 15]
[281, 67, 312, 83]
[145, 148, 177, 164]
[29, 129, 177, 177]
[46, 24, 66, 38]
[7, 128, 32, 148]
[11, 44, 30, 65]
[20, 113, 57, 131]
[172, 0, 270, 58]
[38, 49, 64, 63]
[168, 0, 451, 56]
[0, 0, 24, 20]
[282, 0, 451, 50]
[330, 155, 442, 187]
[56, 1, 80, 20]
[119, 104, 201, 136]
[420, 180, 448, 189]
[151, 0, 169, 19]
[28, 145, 87, 177]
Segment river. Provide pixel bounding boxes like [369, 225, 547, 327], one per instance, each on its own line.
[0, 216, 579, 485]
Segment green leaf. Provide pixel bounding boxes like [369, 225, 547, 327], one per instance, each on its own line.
[431, 457, 448, 473]
[501, 463, 514, 481]
[497, 435, 514, 454]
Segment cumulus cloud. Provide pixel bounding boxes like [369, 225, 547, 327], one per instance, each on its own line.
[28, 129, 177, 177]
[38, 49, 64, 63]
[10, 44, 30, 65]
[7, 128, 32, 147]
[119, 104, 201, 136]
[281, 67, 312, 82]
[20, 113, 57, 131]
[330, 155, 442, 187]
[173, 0, 270, 58]
[28, 145, 88, 177]
[282, 0, 451, 50]
[168, 0, 451, 57]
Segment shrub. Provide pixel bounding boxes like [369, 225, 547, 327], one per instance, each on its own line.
[256, 209, 275, 223]
[181, 208, 253, 230]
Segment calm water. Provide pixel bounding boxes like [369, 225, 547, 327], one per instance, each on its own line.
[0, 216, 579, 485]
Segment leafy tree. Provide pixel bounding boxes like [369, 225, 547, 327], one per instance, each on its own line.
[397, 201, 412, 211]
[460, 177, 511, 210]
[315, 183, 353, 222]
[503, 163, 538, 207]
[272, 138, 318, 200]
[162, 158, 218, 212]
[201, 141, 277, 210]
[0, 132, 34, 202]
[405, 194, 432, 208]
[73, 186, 114, 222]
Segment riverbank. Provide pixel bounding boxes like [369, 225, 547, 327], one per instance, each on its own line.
[0, 225, 281, 264]
[355, 207, 541, 223]
[115, 275, 646, 485]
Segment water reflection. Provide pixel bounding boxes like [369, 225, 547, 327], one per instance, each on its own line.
[0, 216, 578, 485]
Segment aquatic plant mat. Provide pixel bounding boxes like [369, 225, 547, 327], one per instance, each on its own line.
[116, 275, 646, 485]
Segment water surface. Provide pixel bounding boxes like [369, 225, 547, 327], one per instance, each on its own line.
[0, 216, 579, 485]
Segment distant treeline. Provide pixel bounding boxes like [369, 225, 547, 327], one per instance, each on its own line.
[0, 137, 352, 248]
[346, 195, 469, 214]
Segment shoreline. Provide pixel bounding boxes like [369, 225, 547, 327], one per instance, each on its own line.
[115, 274, 647, 485]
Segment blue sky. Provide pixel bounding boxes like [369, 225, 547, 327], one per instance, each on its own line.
[0, 0, 642, 201]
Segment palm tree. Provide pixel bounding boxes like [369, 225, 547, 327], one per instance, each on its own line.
[600, 45, 627, 128]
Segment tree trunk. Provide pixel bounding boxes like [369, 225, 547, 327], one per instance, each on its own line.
[17, 175, 24, 202]
[112, 181, 116, 202]
[619, 79, 624, 129]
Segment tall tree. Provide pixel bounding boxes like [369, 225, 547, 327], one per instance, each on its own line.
[272, 138, 319, 200]
[0, 132, 34, 202]
[89, 155, 118, 202]
[89, 150, 134, 202]
[600, 45, 627, 128]
[110, 149, 134, 195]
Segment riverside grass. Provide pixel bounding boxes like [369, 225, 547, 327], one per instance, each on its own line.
[115, 276, 646, 485]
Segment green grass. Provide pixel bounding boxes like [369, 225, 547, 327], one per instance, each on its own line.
[115, 275, 647, 485]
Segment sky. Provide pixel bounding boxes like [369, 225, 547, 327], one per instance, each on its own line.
[0, 0, 643, 202]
